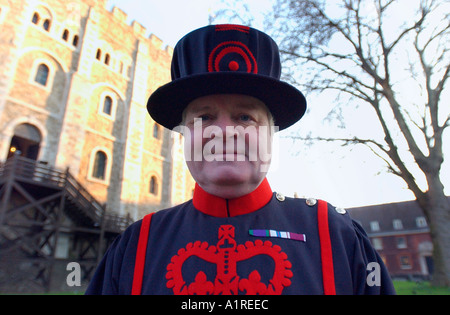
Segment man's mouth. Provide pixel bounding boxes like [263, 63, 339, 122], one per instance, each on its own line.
[205, 152, 247, 161]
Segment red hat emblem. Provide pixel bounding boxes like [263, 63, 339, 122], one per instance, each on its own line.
[208, 41, 258, 74]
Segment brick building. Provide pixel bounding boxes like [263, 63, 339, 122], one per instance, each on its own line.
[347, 200, 434, 280]
[0, 0, 195, 220]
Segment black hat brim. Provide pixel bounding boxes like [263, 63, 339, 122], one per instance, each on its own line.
[147, 72, 307, 131]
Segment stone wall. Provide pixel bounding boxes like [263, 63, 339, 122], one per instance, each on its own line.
[0, 0, 195, 220]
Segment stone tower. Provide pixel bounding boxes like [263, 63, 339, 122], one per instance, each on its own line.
[0, 0, 195, 220]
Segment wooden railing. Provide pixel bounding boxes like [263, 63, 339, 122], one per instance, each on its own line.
[65, 171, 104, 224]
[0, 156, 132, 232]
[0, 156, 66, 187]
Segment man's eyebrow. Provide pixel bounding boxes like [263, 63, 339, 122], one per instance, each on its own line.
[187, 105, 213, 114]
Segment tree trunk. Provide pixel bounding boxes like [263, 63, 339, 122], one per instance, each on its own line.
[419, 175, 450, 287]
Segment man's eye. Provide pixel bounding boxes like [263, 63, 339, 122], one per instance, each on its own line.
[199, 115, 210, 121]
[239, 114, 252, 122]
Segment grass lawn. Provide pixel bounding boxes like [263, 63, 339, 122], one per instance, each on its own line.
[393, 281, 450, 295]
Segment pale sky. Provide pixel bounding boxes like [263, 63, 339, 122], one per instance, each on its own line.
[106, 0, 449, 208]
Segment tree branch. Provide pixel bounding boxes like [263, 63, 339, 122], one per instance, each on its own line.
[413, 14, 449, 171]
[370, 87, 427, 199]
[285, 132, 426, 200]
[270, 0, 447, 200]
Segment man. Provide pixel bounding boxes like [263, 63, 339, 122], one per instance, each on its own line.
[86, 24, 395, 295]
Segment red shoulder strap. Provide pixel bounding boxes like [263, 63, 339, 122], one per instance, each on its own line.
[317, 200, 336, 295]
[132, 213, 154, 295]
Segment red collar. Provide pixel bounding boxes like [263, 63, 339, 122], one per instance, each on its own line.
[192, 178, 273, 217]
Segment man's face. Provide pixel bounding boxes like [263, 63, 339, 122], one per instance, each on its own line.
[182, 94, 273, 199]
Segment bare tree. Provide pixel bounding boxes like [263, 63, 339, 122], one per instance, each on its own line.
[268, 0, 450, 287]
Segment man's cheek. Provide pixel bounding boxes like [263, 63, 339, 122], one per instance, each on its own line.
[183, 128, 204, 162]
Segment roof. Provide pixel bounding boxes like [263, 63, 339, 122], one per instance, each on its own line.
[346, 199, 431, 237]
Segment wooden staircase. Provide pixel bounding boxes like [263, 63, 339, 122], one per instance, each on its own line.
[0, 155, 133, 292]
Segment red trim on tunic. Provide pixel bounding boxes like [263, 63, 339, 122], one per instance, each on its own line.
[318, 200, 336, 295]
[131, 212, 153, 295]
[192, 178, 273, 217]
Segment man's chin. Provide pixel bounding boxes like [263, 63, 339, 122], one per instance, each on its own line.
[207, 170, 250, 186]
[202, 182, 255, 199]
[199, 170, 266, 199]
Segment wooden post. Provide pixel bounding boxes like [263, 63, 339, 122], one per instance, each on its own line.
[97, 204, 107, 264]
[0, 155, 17, 226]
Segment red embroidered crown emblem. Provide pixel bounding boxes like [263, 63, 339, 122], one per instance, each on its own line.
[166, 225, 293, 295]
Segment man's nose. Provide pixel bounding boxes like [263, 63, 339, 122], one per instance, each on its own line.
[214, 115, 239, 139]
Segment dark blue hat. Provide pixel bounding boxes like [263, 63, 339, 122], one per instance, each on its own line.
[147, 24, 307, 131]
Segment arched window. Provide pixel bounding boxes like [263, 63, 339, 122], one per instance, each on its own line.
[31, 6, 52, 32]
[104, 53, 110, 66]
[72, 35, 79, 47]
[32, 12, 40, 24]
[96, 49, 102, 60]
[103, 96, 113, 115]
[150, 176, 158, 195]
[35, 64, 49, 86]
[43, 19, 51, 31]
[92, 151, 107, 180]
[62, 29, 69, 41]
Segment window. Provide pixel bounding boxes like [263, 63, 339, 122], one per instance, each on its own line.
[31, 8, 52, 32]
[43, 19, 51, 31]
[35, 64, 49, 86]
[396, 237, 407, 249]
[72, 35, 79, 47]
[92, 151, 107, 180]
[62, 29, 69, 41]
[99, 93, 117, 119]
[372, 238, 383, 251]
[400, 256, 412, 270]
[32, 12, 40, 24]
[150, 176, 158, 195]
[104, 54, 110, 66]
[96, 49, 102, 60]
[393, 219, 403, 230]
[416, 217, 427, 228]
[370, 221, 380, 232]
[103, 96, 113, 115]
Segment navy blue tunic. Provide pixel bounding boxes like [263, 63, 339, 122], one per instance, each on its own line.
[86, 181, 395, 295]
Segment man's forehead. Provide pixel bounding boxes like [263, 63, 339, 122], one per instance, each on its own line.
[185, 95, 267, 114]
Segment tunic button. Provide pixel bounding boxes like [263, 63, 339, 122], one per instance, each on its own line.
[306, 198, 317, 206]
[276, 193, 285, 202]
[336, 207, 347, 215]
